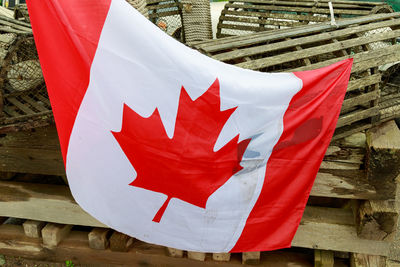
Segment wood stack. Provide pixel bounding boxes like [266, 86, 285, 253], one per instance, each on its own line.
[216, 0, 394, 38]
[0, 2, 399, 267]
[0, 119, 399, 265]
[194, 12, 400, 140]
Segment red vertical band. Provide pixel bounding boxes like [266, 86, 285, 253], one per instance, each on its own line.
[27, 0, 112, 162]
[231, 59, 353, 252]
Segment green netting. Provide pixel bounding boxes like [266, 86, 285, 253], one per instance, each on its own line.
[351, 0, 400, 11]
[387, 0, 400, 11]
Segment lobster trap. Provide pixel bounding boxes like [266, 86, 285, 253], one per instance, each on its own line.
[146, 0, 185, 41]
[216, 0, 394, 38]
[0, 16, 52, 133]
[195, 12, 400, 139]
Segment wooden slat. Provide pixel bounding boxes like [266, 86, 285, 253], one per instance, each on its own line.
[222, 9, 328, 23]
[347, 74, 381, 92]
[0, 210, 391, 258]
[0, 172, 379, 230]
[213, 18, 400, 62]
[217, 22, 269, 33]
[7, 97, 36, 115]
[220, 14, 305, 27]
[336, 107, 379, 128]
[22, 220, 45, 238]
[20, 96, 49, 112]
[235, 0, 384, 9]
[0, 223, 369, 266]
[289, 44, 400, 73]
[333, 123, 372, 141]
[224, 3, 371, 15]
[41, 223, 72, 247]
[236, 29, 400, 70]
[198, 13, 400, 52]
[311, 171, 377, 200]
[341, 90, 380, 111]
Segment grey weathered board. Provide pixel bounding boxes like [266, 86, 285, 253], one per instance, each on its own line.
[194, 13, 400, 140]
[0, 180, 391, 256]
[217, 0, 394, 38]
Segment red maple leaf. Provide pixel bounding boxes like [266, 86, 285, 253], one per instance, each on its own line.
[112, 79, 251, 223]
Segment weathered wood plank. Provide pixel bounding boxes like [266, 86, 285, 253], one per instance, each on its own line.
[236, 0, 385, 8]
[293, 221, 390, 256]
[236, 29, 400, 70]
[198, 13, 400, 52]
[0, 181, 107, 227]
[366, 120, 400, 199]
[167, 247, 184, 258]
[88, 228, 110, 250]
[212, 253, 231, 262]
[347, 74, 381, 92]
[356, 200, 398, 240]
[213, 19, 400, 62]
[41, 223, 72, 247]
[315, 250, 334, 267]
[0, 126, 64, 175]
[341, 90, 380, 112]
[224, 3, 371, 16]
[109, 231, 133, 252]
[311, 171, 377, 200]
[242, 251, 260, 265]
[22, 220, 45, 238]
[0, 173, 378, 231]
[188, 251, 206, 261]
[0, 224, 245, 266]
[336, 107, 379, 129]
[350, 253, 386, 267]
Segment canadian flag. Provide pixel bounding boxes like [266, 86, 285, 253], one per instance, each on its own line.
[27, 0, 352, 252]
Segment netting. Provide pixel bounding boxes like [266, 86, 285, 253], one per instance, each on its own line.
[147, 0, 184, 41]
[0, 16, 52, 132]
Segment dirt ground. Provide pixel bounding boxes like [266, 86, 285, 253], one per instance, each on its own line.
[0, 252, 349, 267]
[0, 256, 118, 267]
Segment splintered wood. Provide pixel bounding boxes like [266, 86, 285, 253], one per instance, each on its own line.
[194, 13, 400, 140]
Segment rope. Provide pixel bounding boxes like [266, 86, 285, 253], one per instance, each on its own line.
[329, 2, 338, 28]
[181, 0, 213, 43]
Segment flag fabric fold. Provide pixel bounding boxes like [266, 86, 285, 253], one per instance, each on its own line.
[27, 0, 352, 253]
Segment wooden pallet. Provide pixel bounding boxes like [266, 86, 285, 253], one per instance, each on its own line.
[216, 0, 394, 38]
[0, 120, 399, 266]
[194, 13, 400, 140]
[0, 219, 325, 266]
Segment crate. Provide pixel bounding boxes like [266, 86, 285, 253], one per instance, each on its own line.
[0, 16, 53, 133]
[216, 0, 394, 38]
[146, 0, 185, 41]
[194, 12, 400, 140]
